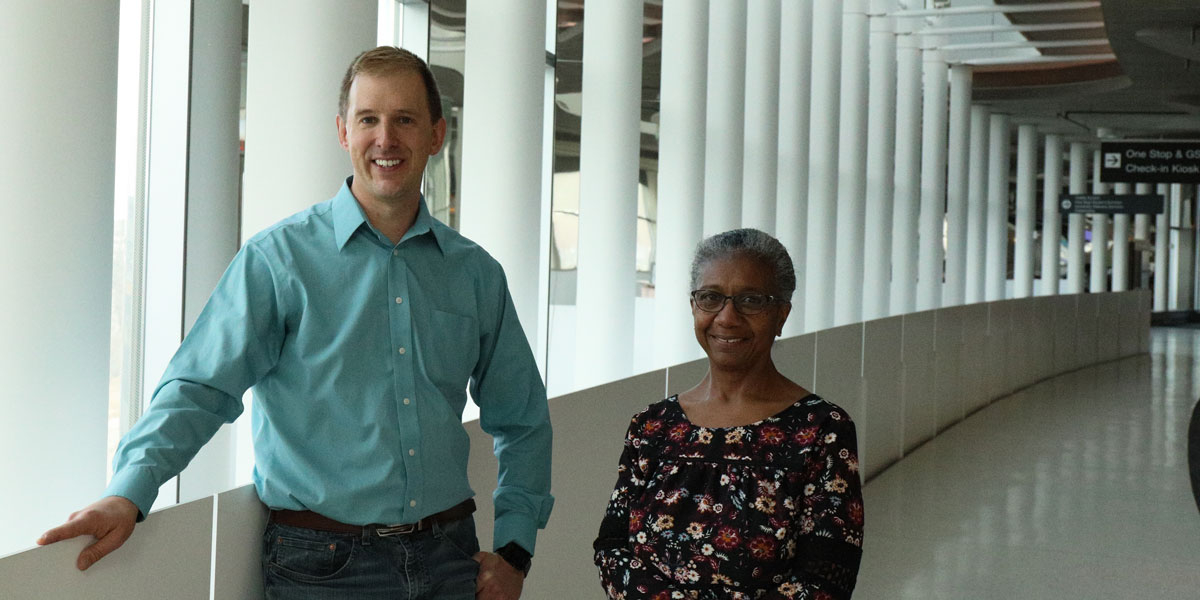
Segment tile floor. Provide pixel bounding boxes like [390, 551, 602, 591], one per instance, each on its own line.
[856, 327, 1200, 599]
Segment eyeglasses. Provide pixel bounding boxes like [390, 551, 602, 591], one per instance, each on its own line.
[690, 290, 781, 315]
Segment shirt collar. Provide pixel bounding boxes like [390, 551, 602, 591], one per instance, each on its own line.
[332, 177, 446, 254]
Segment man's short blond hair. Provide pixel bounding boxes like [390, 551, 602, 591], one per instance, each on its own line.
[338, 46, 443, 123]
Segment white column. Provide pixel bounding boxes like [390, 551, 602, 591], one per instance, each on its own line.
[917, 46, 948, 311]
[1135, 182, 1153, 292]
[1090, 149, 1110, 293]
[654, 0, 708, 368]
[1194, 186, 1200, 306]
[1155, 183, 1170, 310]
[240, 2, 376, 488]
[1066, 142, 1089, 293]
[575, 0, 642, 389]
[804, 1, 842, 330]
[1112, 183, 1132, 291]
[1169, 184, 1181, 307]
[1135, 183, 1152, 242]
[890, 33, 922, 315]
[777, 0, 813, 336]
[1168, 184, 1192, 309]
[184, 0, 243, 332]
[943, 65, 971, 307]
[242, 0, 377, 239]
[1108, 181, 1128, 291]
[1040, 134, 1064, 295]
[741, 0, 781, 233]
[702, 1, 746, 236]
[461, 0, 547, 356]
[1013, 124, 1038, 298]
[862, 12, 897, 321]
[833, 0, 869, 326]
[1194, 185, 1200, 311]
[985, 114, 1011, 301]
[177, 0, 247, 503]
[964, 104, 990, 304]
[0, 0, 117, 555]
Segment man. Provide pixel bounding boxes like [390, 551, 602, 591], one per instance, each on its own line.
[38, 46, 552, 600]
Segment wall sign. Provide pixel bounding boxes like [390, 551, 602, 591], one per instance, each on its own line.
[1099, 141, 1200, 184]
[1058, 194, 1165, 214]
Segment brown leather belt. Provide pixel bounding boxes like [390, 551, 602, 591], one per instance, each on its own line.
[269, 498, 475, 537]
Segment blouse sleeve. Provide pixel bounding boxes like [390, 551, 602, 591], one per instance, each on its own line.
[765, 411, 865, 600]
[594, 414, 714, 599]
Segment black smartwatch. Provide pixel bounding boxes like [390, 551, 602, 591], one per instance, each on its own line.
[495, 542, 532, 576]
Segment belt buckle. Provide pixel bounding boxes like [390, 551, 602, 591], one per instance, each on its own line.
[375, 523, 418, 537]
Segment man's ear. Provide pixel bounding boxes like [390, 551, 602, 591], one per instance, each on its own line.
[336, 114, 349, 150]
[429, 117, 447, 155]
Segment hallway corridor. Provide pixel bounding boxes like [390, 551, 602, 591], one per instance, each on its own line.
[857, 327, 1200, 599]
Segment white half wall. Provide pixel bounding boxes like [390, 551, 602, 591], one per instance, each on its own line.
[0, 497, 213, 600]
[5, 292, 1153, 599]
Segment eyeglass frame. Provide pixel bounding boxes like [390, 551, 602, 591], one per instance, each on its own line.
[689, 289, 785, 316]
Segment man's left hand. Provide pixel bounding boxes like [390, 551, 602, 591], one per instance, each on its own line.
[473, 551, 524, 600]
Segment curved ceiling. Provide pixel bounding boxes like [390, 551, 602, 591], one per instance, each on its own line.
[977, 0, 1200, 138]
[428, 0, 1200, 153]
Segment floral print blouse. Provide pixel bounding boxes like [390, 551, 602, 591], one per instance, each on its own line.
[593, 394, 863, 600]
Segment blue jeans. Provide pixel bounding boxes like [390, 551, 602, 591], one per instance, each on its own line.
[262, 516, 480, 599]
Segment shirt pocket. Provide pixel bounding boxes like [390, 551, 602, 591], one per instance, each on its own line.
[422, 309, 480, 395]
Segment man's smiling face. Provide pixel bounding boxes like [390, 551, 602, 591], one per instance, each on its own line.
[337, 69, 446, 209]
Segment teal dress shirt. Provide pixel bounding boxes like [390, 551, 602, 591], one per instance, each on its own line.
[105, 178, 554, 554]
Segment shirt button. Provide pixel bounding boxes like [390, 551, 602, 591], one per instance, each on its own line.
[393, 250, 399, 256]
[408, 449, 416, 456]
[398, 347, 406, 355]
[410, 500, 417, 507]
[395, 297, 403, 304]
[403, 397, 411, 405]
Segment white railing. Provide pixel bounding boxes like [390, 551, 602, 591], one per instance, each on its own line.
[1, 291, 1150, 599]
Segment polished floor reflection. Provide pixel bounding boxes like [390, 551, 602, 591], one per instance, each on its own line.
[857, 327, 1200, 599]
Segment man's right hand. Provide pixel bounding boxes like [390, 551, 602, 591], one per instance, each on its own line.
[37, 496, 139, 571]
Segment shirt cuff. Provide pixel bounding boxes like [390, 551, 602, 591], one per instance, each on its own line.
[103, 467, 160, 521]
[491, 488, 554, 555]
[493, 511, 542, 556]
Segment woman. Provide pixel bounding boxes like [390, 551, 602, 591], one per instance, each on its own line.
[594, 229, 863, 599]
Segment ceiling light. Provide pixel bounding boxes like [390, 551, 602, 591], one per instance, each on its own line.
[892, 1, 1100, 18]
[915, 22, 1106, 36]
[940, 39, 1111, 52]
[953, 53, 1116, 66]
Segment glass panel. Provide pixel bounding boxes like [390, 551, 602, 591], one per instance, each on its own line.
[108, 0, 147, 481]
[425, 0, 466, 230]
[641, 2, 662, 292]
[233, 2, 254, 489]
[545, 1, 663, 392]
[549, 0, 583, 310]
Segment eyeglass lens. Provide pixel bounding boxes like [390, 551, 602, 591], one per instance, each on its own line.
[693, 291, 771, 315]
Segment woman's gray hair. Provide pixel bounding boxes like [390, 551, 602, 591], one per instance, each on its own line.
[689, 228, 796, 302]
